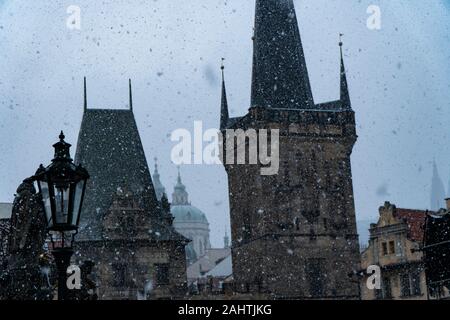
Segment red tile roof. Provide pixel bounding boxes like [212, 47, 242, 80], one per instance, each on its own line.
[394, 209, 428, 242]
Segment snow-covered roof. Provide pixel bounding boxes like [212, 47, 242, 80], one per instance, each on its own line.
[204, 254, 232, 278]
[74, 109, 180, 241]
[187, 248, 230, 280]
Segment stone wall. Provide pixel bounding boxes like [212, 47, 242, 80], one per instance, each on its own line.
[75, 239, 187, 300]
[223, 107, 360, 299]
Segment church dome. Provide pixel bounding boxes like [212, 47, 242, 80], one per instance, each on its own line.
[171, 205, 208, 223]
[170, 170, 209, 224]
[169, 168, 211, 260]
[151, 166, 211, 261]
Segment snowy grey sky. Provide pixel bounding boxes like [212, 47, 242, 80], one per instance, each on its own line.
[0, 0, 449, 247]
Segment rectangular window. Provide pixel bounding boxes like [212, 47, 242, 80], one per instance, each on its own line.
[243, 222, 252, 241]
[155, 263, 170, 286]
[400, 273, 411, 297]
[400, 270, 422, 297]
[410, 271, 422, 296]
[382, 242, 388, 256]
[305, 259, 325, 297]
[112, 263, 126, 287]
[382, 277, 392, 299]
[375, 288, 383, 300]
[389, 241, 395, 254]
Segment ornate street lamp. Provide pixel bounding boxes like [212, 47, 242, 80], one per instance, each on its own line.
[34, 131, 89, 300]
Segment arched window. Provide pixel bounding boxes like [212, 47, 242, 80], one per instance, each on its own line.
[198, 239, 203, 256]
[294, 217, 300, 230]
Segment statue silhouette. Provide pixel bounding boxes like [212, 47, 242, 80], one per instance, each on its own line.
[0, 178, 52, 300]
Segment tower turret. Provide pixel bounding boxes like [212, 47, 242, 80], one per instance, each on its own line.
[339, 35, 351, 110]
[220, 59, 230, 130]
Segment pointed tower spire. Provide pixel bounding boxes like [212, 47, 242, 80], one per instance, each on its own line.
[251, 0, 314, 109]
[224, 229, 230, 248]
[155, 157, 159, 173]
[447, 172, 450, 198]
[172, 166, 189, 206]
[220, 58, 229, 130]
[83, 76, 87, 112]
[129, 79, 133, 111]
[431, 160, 446, 211]
[339, 34, 351, 110]
[152, 157, 166, 201]
[176, 166, 182, 185]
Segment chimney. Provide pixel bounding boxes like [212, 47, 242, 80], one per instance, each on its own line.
[446, 198, 450, 211]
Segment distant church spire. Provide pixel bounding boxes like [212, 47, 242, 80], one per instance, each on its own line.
[220, 58, 229, 130]
[172, 167, 189, 205]
[446, 167, 450, 198]
[339, 34, 351, 110]
[431, 160, 446, 211]
[251, 0, 314, 109]
[177, 166, 182, 184]
[224, 230, 230, 248]
[83, 76, 87, 112]
[129, 79, 133, 111]
[152, 157, 166, 201]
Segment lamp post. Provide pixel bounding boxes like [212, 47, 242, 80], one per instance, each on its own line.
[34, 131, 89, 300]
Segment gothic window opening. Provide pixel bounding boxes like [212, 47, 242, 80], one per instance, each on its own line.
[198, 239, 203, 256]
[305, 258, 325, 297]
[323, 218, 328, 231]
[294, 217, 300, 231]
[155, 263, 170, 286]
[112, 263, 127, 287]
[309, 226, 317, 241]
[243, 223, 252, 241]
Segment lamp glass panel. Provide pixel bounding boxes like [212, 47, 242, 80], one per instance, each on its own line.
[71, 180, 85, 226]
[40, 181, 52, 226]
[54, 185, 70, 224]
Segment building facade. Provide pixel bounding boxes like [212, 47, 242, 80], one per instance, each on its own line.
[360, 202, 429, 300]
[73, 81, 188, 300]
[151, 165, 212, 264]
[220, 0, 360, 299]
[76, 187, 188, 300]
[423, 198, 450, 299]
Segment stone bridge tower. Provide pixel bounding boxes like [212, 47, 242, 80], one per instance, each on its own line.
[220, 0, 360, 299]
